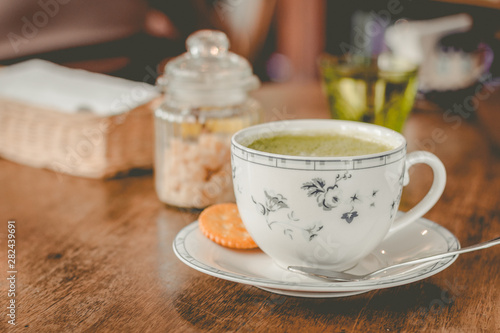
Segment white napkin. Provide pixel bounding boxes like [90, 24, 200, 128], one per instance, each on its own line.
[0, 59, 160, 116]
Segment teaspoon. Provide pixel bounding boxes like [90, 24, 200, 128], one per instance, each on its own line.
[288, 236, 500, 282]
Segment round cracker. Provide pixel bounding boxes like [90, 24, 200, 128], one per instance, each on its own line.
[199, 203, 258, 249]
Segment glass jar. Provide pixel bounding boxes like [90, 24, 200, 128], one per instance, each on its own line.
[154, 30, 262, 209]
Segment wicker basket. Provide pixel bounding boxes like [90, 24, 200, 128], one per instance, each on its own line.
[0, 96, 161, 178]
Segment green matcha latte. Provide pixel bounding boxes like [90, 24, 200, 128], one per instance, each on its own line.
[247, 133, 394, 157]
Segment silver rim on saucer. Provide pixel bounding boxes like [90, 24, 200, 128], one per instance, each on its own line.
[172, 215, 460, 294]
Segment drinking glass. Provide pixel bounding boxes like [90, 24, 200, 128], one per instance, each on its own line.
[318, 53, 418, 132]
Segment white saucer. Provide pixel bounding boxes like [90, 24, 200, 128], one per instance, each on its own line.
[173, 214, 460, 298]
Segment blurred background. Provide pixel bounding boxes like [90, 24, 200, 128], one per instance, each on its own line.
[2, 0, 500, 111]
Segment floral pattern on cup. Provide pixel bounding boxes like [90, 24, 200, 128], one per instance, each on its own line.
[250, 169, 387, 242]
[301, 171, 351, 210]
[341, 210, 359, 223]
[301, 171, 381, 225]
[231, 154, 243, 194]
[390, 170, 405, 219]
[251, 191, 324, 241]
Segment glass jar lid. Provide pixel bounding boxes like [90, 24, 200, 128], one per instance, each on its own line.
[158, 30, 260, 92]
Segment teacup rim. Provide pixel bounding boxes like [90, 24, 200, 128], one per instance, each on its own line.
[231, 119, 406, 161]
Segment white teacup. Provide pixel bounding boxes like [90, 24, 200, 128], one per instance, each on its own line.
[231, 119, 446, 271]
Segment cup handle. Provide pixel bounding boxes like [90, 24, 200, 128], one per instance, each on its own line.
[388, 151, 447, 234]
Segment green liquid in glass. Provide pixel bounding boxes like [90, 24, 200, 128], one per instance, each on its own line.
[320, 56, 418, 133]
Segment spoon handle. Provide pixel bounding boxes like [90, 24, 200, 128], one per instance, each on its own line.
[370, 236, 500, 277]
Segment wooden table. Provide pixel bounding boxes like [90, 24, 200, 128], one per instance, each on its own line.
[1, 82, 499, 332]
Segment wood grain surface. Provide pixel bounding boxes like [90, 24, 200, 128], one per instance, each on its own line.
[0, 82, 499, 332]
